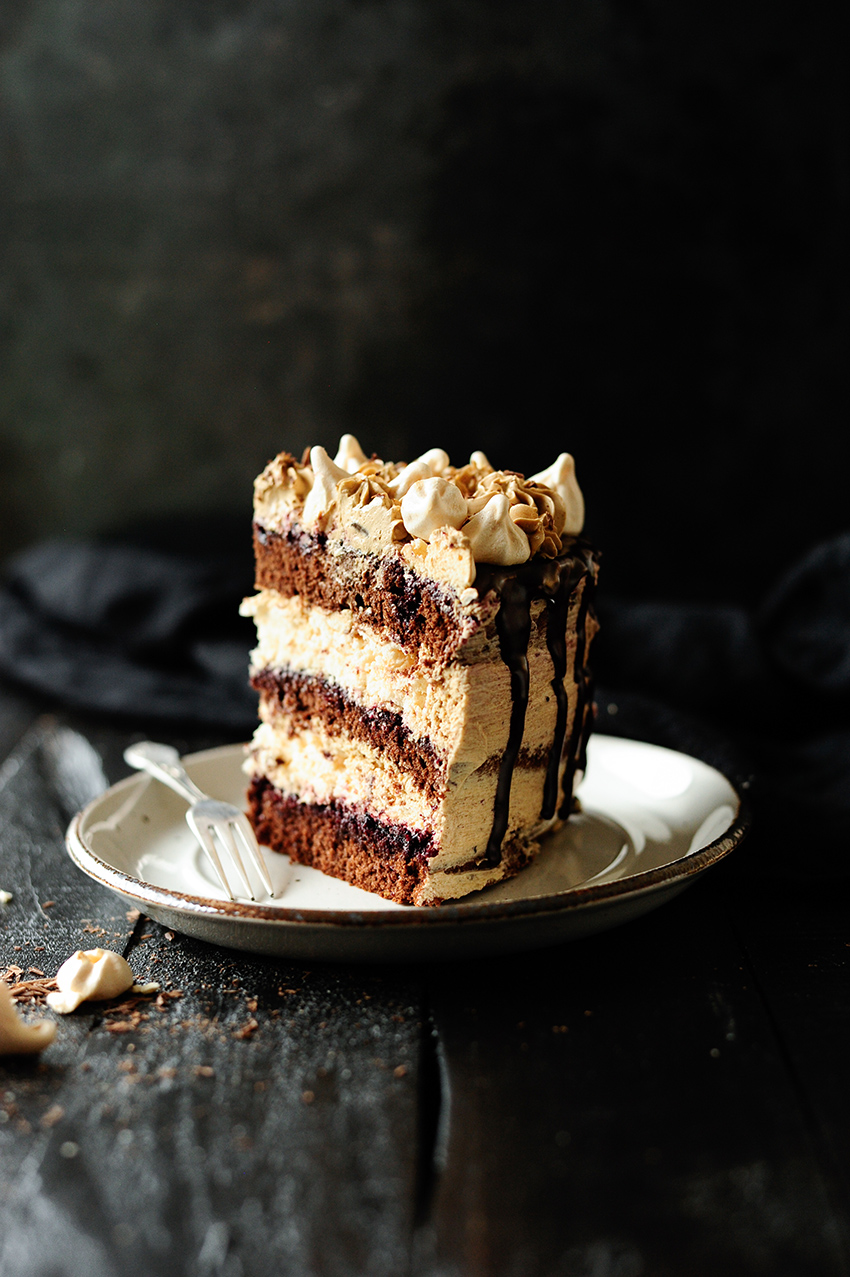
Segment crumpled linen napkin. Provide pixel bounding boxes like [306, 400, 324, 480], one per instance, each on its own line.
[0, 527, 257, 730]
[1, 525, 848, 869]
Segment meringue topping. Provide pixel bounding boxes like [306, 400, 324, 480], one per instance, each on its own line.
[462, 492, 532, 566]
[254, 435, 586, 570]
[400, 477, 468, 541]
[529, 452, 585, 536]
[333, 434, 370, 474]
[302, 446, 351, 527]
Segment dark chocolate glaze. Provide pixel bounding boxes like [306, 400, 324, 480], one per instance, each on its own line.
[476, 541, 597, 867]
[559, 570, 595, 820]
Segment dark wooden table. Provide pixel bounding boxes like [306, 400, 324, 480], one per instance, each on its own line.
[2, 683, 849, 1277]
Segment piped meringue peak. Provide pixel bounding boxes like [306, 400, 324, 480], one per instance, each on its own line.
[254, 437, 586, 570]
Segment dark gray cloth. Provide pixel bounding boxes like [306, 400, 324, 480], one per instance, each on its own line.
[593, 534, 850, 869]
[0, 532, 257, 729]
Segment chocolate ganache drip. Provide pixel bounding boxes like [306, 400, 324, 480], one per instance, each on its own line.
[477, 543, 596, 868]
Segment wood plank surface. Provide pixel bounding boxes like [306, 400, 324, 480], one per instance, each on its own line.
[421, 860, 850, 1277]
[2, 695, 850, 1276]
[0, 713, 424, 1277]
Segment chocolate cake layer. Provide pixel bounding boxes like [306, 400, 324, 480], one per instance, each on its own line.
[251, 666, 447, 802]
[254, 522, 489, 662]
[247, 776, 539, 907]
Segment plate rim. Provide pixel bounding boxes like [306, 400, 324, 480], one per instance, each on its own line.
[65, 735, 751, 931]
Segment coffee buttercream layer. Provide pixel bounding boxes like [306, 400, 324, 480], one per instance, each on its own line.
[242, 589, 587, 775]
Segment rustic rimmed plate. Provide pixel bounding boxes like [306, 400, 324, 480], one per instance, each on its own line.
[65, 735, 749, 962]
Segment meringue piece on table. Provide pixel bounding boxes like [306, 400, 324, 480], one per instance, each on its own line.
[0, 981, 56, 1055]
[46, 948, 136, 1015]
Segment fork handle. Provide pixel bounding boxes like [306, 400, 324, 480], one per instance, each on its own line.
[123, 741, 208, 807]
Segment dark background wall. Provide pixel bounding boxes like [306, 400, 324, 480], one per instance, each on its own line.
[1, 0, 847, 604]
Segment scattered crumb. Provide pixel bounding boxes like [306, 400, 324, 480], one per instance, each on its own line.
[301, 1090, 315, 1105]
[41, 1105, 65, 1128]
[233, 1019, 259, 1040]
[2, 969, 59, 1007]
[194, 1065, 214, 1078]
[125, 910, 141, 923]
[41, 902, 55, 910]
[393, 1065, 407, 1079]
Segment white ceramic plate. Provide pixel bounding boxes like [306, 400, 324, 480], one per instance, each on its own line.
[65, 735, 748, 962]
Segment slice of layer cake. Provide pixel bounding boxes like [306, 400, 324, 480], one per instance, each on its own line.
[241, 437, 599, 906]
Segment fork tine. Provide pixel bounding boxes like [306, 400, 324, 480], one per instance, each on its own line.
[233, 814, 275, 899]
[216, 819, 255, 901]
[186, 810, 236, 901]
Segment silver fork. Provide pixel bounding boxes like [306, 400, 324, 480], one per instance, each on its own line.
[123, 741, 275, 902]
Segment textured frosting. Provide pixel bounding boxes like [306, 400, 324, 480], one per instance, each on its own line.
[254, 436, 585, 572]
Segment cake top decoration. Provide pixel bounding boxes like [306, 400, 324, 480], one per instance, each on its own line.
[254, 436, 585, 569]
